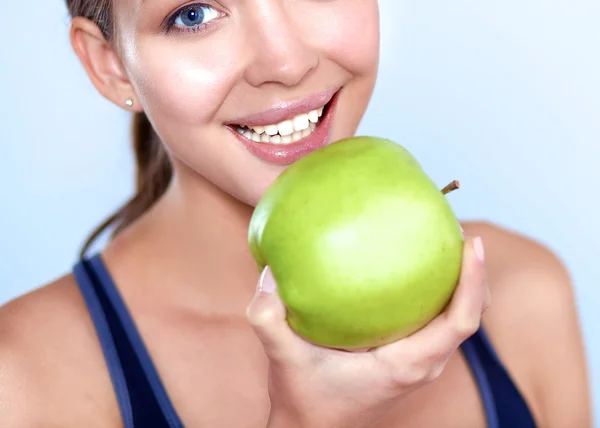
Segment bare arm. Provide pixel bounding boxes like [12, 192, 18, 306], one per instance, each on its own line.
[0, 278, 123, 428]
[0, 300, 41, 428]
[524, 252, 591, 427]
[478, 224, 592, 428]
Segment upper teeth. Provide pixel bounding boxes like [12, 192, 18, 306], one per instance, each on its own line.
[240, 106, 323, 137]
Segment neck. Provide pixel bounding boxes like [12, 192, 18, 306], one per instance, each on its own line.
[103, 164, 261, 314]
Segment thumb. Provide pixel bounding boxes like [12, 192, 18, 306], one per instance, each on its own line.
[246, 266, 299, 362]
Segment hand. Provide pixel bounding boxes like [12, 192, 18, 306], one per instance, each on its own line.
[246, 236, 489, 428]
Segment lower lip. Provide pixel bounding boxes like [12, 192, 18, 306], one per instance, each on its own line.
[229, 91, 339, 166]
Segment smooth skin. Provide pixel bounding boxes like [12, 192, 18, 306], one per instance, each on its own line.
[0, 0, 591, 427]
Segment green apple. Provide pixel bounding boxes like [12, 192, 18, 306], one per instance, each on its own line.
[248, 136, 464, 350]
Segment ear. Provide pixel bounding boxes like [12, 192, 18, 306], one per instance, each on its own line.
[69, 16, 143, 112]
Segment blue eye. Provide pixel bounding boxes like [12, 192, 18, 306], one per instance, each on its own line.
[170, 4, 220, 32]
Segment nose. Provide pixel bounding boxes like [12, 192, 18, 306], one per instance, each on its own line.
[243, 6, 319, 88]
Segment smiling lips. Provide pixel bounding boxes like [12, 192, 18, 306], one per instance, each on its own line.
[228, 88, 340, 166]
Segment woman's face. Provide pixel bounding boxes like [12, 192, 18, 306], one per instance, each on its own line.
[113, 0, 380, 206]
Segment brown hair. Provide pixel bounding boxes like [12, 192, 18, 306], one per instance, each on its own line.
[65, 0, 173, 258]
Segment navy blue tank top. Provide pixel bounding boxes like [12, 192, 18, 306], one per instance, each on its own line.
[73, 254, 537, 427]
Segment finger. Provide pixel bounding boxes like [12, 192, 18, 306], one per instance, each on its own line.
[482, 283, 492, 314]
[246, 266, 308, 363]
[375, 236, 487, 363]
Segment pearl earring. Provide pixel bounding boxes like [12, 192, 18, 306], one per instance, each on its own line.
[125, 98, 133, 107]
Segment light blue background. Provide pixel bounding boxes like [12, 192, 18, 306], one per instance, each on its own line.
[1, 0, 598, 421]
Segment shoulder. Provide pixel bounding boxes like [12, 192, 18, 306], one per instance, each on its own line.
[467, 221, 574, 309]
[464, 221, 592, 428]
[466, 221, 577, 327]
[0, 274, 121, 427]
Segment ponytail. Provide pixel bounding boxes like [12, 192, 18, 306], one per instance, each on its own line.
[79, 112, 173, 257]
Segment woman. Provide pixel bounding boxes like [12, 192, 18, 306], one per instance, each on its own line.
[0, 1, 591, 427]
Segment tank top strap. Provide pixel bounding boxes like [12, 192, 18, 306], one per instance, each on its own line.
[73, 255, 184, 428]
[461, 328, 537, 427]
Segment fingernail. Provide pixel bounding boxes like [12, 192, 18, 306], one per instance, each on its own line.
[473, 237, 485, 263]
[258, 266, 276, 294]
[485, 286, 492, 307]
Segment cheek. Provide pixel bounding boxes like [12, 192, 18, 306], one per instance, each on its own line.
[307, 1, 380, 75]
[121, 32, 279, 206]
[126, 33, 241, 128]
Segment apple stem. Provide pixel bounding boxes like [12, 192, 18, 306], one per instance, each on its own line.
[441, 180, 460, 195]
